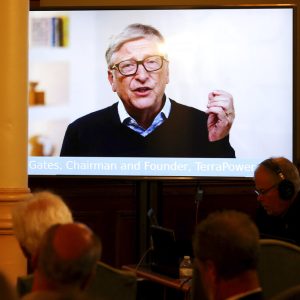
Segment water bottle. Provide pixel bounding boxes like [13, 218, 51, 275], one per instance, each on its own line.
[179, 255, 193, 279]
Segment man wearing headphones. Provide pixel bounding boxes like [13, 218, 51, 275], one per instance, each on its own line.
[254, 157, 300, 245]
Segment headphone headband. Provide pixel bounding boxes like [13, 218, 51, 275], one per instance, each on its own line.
[262, 159, 286, 180]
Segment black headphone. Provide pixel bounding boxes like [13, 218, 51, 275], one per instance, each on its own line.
[261, 158, 295, 201]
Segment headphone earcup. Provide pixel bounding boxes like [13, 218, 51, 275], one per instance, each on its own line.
[278, 179, 295, 200]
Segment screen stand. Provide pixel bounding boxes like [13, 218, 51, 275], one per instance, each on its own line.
[136, 180, 160, 263]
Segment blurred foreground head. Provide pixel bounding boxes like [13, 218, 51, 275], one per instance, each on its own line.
[35, 222, 102, 293]
[193, 210, 261, 300]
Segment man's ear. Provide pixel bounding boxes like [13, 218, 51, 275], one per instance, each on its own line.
[195, 258, 217, 282]
[80, 264, 97, 291]
[107, 70, 117, 92]
[205, 260, 217, 282]
[196, 259, 218, 300]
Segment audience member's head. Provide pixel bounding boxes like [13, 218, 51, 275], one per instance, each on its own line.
[12, 191, 73, 265]
[32, 222, 102, 297]
[193, 210, 261, 300]
[254, 157, 300, 216]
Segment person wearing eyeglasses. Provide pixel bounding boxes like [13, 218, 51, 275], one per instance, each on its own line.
[254, 157, 300, 245]
[60, 23, 235, 157]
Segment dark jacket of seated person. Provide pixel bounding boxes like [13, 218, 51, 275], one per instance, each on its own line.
[255, 192, 300, 245]
[17, 261, 137, 300]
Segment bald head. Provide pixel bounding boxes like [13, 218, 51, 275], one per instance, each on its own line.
[255, 157, 300, 194]
[37, 223, 102, 289]
[53, 223, 96, 260]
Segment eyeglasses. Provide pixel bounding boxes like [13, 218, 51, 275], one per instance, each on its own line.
[111, 55, 167, 76]
[254, 183, 278, 196]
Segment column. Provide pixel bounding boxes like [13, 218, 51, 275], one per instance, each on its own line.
[0, 0, 31, 284]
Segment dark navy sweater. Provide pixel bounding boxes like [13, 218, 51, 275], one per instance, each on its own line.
[60, 100, 235, 158]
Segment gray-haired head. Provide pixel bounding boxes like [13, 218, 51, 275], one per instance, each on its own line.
[12, 191, 73, 258]
[255, 156, 300, 194]
[105, 23, 166, 67]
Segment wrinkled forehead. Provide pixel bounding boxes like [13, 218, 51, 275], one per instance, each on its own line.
[111, 36, 167, 63]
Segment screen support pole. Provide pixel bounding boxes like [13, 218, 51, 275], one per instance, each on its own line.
[136, 180, 160, 262]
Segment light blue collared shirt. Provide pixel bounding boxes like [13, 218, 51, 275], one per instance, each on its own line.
[117, 97, 171, 137]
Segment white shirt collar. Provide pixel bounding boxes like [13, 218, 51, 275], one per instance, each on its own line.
[117, 96, 171, 123]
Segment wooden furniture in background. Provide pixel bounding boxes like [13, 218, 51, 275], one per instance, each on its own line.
[123, 264, 191, 300]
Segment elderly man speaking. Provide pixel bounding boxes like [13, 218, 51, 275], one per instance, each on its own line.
[61, 23, 235, 158]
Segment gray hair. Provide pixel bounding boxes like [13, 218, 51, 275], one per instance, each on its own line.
[105, 23, 166, 67]
[255, 157, 300, 193]
[12, 191, 73, 256]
